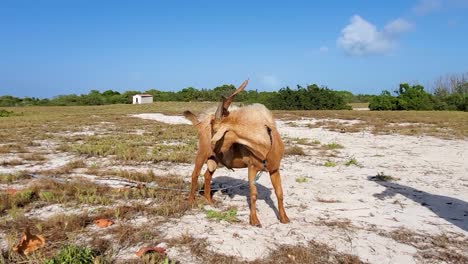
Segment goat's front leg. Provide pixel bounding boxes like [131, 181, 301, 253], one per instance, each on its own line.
[202, 159, 217, 204]
[248, 165, 261, 227]
[188, 155, 205, 204]
[269, 169, 290, 223]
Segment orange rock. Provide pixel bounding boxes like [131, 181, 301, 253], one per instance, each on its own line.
[4, 188, 18, 195]
[94, 218, 114, 228]
[12, 228, 45, 255]
[135, 246, 166, 257]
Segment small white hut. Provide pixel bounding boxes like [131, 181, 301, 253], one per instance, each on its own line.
[132, 94, 153, 104]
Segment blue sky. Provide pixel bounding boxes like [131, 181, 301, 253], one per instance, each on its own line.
[1, 0, 467, 98]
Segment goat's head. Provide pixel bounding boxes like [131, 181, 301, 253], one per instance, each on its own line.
[183, 79, 249, 143]
[214, 79, 249, 121]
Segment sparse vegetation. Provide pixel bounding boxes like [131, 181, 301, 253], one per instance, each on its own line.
[205, 209, 238, 223]
[322, 142, 344, 150]
[0, 109, 14, 117]
[295, 176, 308, 183]
[0, 102, 466, 262]
[316, 197, 341, 203]
[372, 172, 399, 181]
[284, 145, 306, 156]
[324, 160, 337, 167]
[344, 157, 361, 167]
[44, 245, 94, 264]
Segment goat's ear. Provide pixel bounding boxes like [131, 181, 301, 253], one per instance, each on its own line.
[214, 96, 227, 121]
[183, 111, 200, 125]
[211, 126, 228, 144]
[214, 79, 249, 121]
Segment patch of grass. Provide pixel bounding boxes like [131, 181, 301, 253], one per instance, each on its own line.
[324, 160, 337, 167]
[205, 209, 238, 223]
[93, 169, 157, 183]
[316, 197, 341, 203]
[44, 245, 94, 264]
[0, 189, 36, 215]
[261, 240, 363, 264]
[39, 160, 86, 176]
[0, 159, 23, 166]
[19, 153, 47, 162]
[0, 143, 27, 153]
[275, 110, 468, 139]
[0, 109, 15, 117]
[295, 176, 308, 183]
[284, 146, 306, 156]
[0, 171, 30, 184]
[322, 142, 344, 150]
[344, 157, 361, 167]
[385, 227, 468, 263]
[372, 172, 399, 182]
[320, 219, 352, 230]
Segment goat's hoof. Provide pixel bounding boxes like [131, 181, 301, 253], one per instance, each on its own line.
[187, 196, 196, 205]
[249, 218, 262, 227]
[280, 215, 290, 224]
[204, 196, 214, 205]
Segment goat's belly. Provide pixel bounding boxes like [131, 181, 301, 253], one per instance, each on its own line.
[219, 157, 248, 169]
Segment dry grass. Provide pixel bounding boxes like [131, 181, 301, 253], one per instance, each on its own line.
[0, 171, 30, 184]
[350, 103, 369, 109]
[316, 197, 341, 203]
[0, 159, 23, 166]
[275, 110, 468, 139]
[385, 227, 468, 264]
[0, 143, 27, 153]
[18, 153, 47, 162]
[168, 234, 364, 264]
[1, 103, 466, 262]
[38, 160, 86, 176]
[284, 146, 306, 156]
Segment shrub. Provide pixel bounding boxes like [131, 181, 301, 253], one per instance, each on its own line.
[44, 245, 94, 264]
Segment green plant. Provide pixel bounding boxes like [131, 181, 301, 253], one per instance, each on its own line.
[324, 160, 337, 167]
[205, 209, 238, 223]
[344, 157, 360, 167]
[44, 245, 94, 264]
[295, 176, 308, 183]
[373, 172, 399, 181]
[0, 109, 14, 117]
[39, 191, 55, 202]
[323, 142, 343, 150]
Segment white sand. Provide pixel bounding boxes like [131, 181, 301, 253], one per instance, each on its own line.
[131, 113, 191, 125]
[131, 113, 468, 263]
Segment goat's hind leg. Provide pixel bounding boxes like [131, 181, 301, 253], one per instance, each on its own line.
[248, 165, 261, 227]
[188, 155, 205, 204]
[202, 159, 217, 204]
[269, 169, 290, 223]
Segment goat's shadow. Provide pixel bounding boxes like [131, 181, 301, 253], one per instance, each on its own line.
[200, 175, 280, 219]
[370, 177, 468, 232]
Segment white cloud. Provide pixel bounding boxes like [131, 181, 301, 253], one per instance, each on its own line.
[259, 75, 280, 88]
[384, 18, 414, 35]
[319, 46, 329, 54]
[413, 0, 442, 15]
[337, 15, 413, 56]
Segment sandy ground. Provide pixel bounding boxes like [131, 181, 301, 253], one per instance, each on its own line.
[130, 113, 468, 263]
[1, 113, 467, 263]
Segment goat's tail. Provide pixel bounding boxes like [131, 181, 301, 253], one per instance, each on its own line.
[183, 111, 200, 125]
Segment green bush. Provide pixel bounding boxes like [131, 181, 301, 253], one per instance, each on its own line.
[44, 245, 94, 264]
[0, 109, 14, 117]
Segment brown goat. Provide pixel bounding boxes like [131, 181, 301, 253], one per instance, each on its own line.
[183, 80, 289, 227]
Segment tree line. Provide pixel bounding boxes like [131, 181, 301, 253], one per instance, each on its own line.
[369, 73, 467, 111]
[1, 72, 466, 111]
[0, 84, 369, 110]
